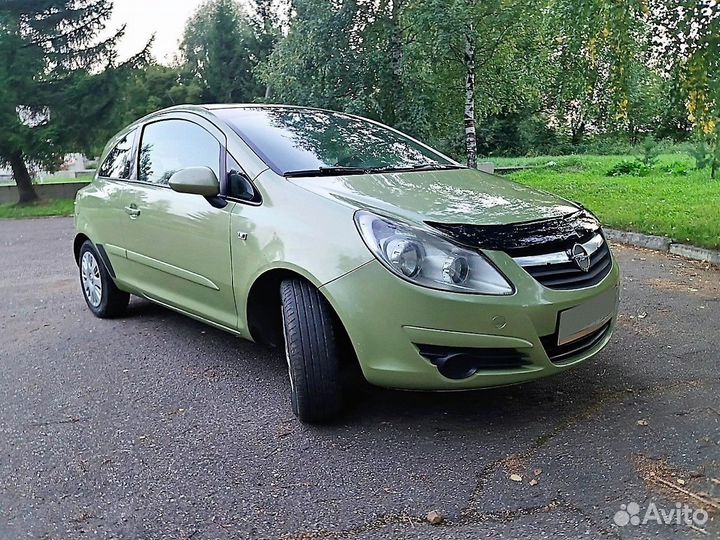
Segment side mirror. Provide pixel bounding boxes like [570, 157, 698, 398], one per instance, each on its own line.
[228, 169, 256, 202]
[169, 167, 220, 197]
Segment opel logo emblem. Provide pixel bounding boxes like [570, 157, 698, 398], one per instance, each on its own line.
[571, 243, 591, 272]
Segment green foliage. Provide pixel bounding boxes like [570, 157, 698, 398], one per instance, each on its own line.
[606, 159, 649, 177]
[3, 0, 717, 185]
[262, 0, 554, 158]
[656, 160, 689, 176]
[547, 0, 653, 144]
[653, 1, 720, 177]
[639, 136, 661, 167]
[688, 138, 713, 170]
[0, 0, 148, 202]
[476, 112, 558, 157]
[181, 0, 278, 103]
[261, 0, 373, 114]
[118, 64, 203, 121]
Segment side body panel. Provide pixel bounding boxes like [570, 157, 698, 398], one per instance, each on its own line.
[120, 182, 238, 327]
[229, 169, 374, 338]
[74, 179, 135, 281]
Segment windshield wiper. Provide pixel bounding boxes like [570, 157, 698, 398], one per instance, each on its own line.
[283, 164, 465, 178]
[365, 164, 465, 173]
[284, 166, 371, 177]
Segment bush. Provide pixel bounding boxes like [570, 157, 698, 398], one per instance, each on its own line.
[640, 136, 661, 167]
[606, 159, 650, 177]
[657, 161, 689, 176]
[688, 139, 713, 170]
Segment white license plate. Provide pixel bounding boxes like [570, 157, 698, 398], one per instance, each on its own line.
[557, 288, 618, 346]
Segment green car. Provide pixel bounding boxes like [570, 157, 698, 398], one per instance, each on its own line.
[74, 105, 620, 422]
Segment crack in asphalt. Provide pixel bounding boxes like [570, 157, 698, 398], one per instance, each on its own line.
[273, 500, 571, 540]
[269, 378, 714, 540]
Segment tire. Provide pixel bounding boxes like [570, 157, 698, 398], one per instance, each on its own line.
[78, 240, 129, 318]
[280, 278, 343, 422]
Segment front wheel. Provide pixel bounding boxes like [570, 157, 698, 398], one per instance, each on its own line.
[280, 279, 343, 423]
[78, 241, 129, 318]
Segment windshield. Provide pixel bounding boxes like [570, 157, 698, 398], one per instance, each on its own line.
[214, 107, 456, 176]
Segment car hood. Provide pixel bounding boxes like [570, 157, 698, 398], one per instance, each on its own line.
[289, 168, 579, 226]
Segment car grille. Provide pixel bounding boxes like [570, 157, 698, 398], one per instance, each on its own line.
[541, 322, 611, 364]
[514, 233, 612, 290]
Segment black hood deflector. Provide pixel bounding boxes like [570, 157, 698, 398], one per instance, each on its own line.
[427, 210, 601, 257]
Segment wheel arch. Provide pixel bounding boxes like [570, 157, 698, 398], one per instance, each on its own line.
[73, 233, 117, 280]
[246, 268, 358, 368]
[73, 233, 90, 265]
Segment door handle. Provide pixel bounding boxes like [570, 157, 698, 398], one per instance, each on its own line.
[124, 205, 141, 218]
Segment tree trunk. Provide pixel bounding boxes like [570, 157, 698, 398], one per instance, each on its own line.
[463, 26, 477, 169]
[9, 151, 39, 204]
[628, 119, 637, 145]
[571, 121, 585, 146]
[390, 1, 404, 87]
[382, 0, 404, 126]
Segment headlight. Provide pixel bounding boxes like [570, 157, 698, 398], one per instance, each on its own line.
[354, 210, 514, 295]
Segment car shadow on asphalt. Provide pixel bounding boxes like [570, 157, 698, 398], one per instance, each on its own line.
[122, 297, 639, 431]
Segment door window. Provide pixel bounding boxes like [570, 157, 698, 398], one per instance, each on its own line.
[98, 129, 136, 179]
[138, 119, 221, 185]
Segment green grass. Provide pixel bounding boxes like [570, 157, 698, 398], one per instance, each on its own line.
[0, 177, 88, 186]
[503, 153, 720, 250]
[0, 199, 75, 219]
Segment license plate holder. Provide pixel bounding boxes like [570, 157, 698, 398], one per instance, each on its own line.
[557, 288, 617, 346]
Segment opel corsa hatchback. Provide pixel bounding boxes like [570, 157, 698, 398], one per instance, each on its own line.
[74, 105, 620, 422]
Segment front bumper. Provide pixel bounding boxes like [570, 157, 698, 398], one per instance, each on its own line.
[320, 248, 620, 390]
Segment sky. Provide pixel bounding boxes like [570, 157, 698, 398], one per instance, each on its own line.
[108, 0, 207, 63]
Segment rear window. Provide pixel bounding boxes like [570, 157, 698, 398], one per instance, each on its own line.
[214, 107, 452, 175]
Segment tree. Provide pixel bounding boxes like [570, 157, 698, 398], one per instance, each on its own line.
[264, 0, 551, 165]
[547, 0, 652, 145]
[404, 0, 551, 164]
[261, 0, 371, 113]
[654, 0, 719, 177]
[0, 0, 144, 204]
[181, 0, 277, 103]
[118, 64, 203, 126]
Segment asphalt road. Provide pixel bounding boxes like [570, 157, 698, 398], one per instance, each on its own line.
[1, 217, 718, 540]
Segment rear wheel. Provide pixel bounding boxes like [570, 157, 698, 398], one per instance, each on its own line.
[280, 278, 343, 423]
[79, 241, 129, 318]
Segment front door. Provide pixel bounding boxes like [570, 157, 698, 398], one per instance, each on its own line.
[120, 117, 238, 329]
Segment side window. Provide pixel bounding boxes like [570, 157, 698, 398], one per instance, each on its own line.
[138, 119, 221, 185]
[98, 129, 136, 179]
[227, 154, 248, 199]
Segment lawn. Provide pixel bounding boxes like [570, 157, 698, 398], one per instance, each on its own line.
[0, 199, 75, 219]
[0, 177, 84, 186]
[500, 153, 720, 251]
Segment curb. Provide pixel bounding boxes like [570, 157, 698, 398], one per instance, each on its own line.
[605, 228, 720, 266]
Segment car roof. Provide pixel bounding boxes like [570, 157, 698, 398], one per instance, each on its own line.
[151, 103, 354, 118]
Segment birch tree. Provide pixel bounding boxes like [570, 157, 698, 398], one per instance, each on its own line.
[405, 0, 549, 165]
